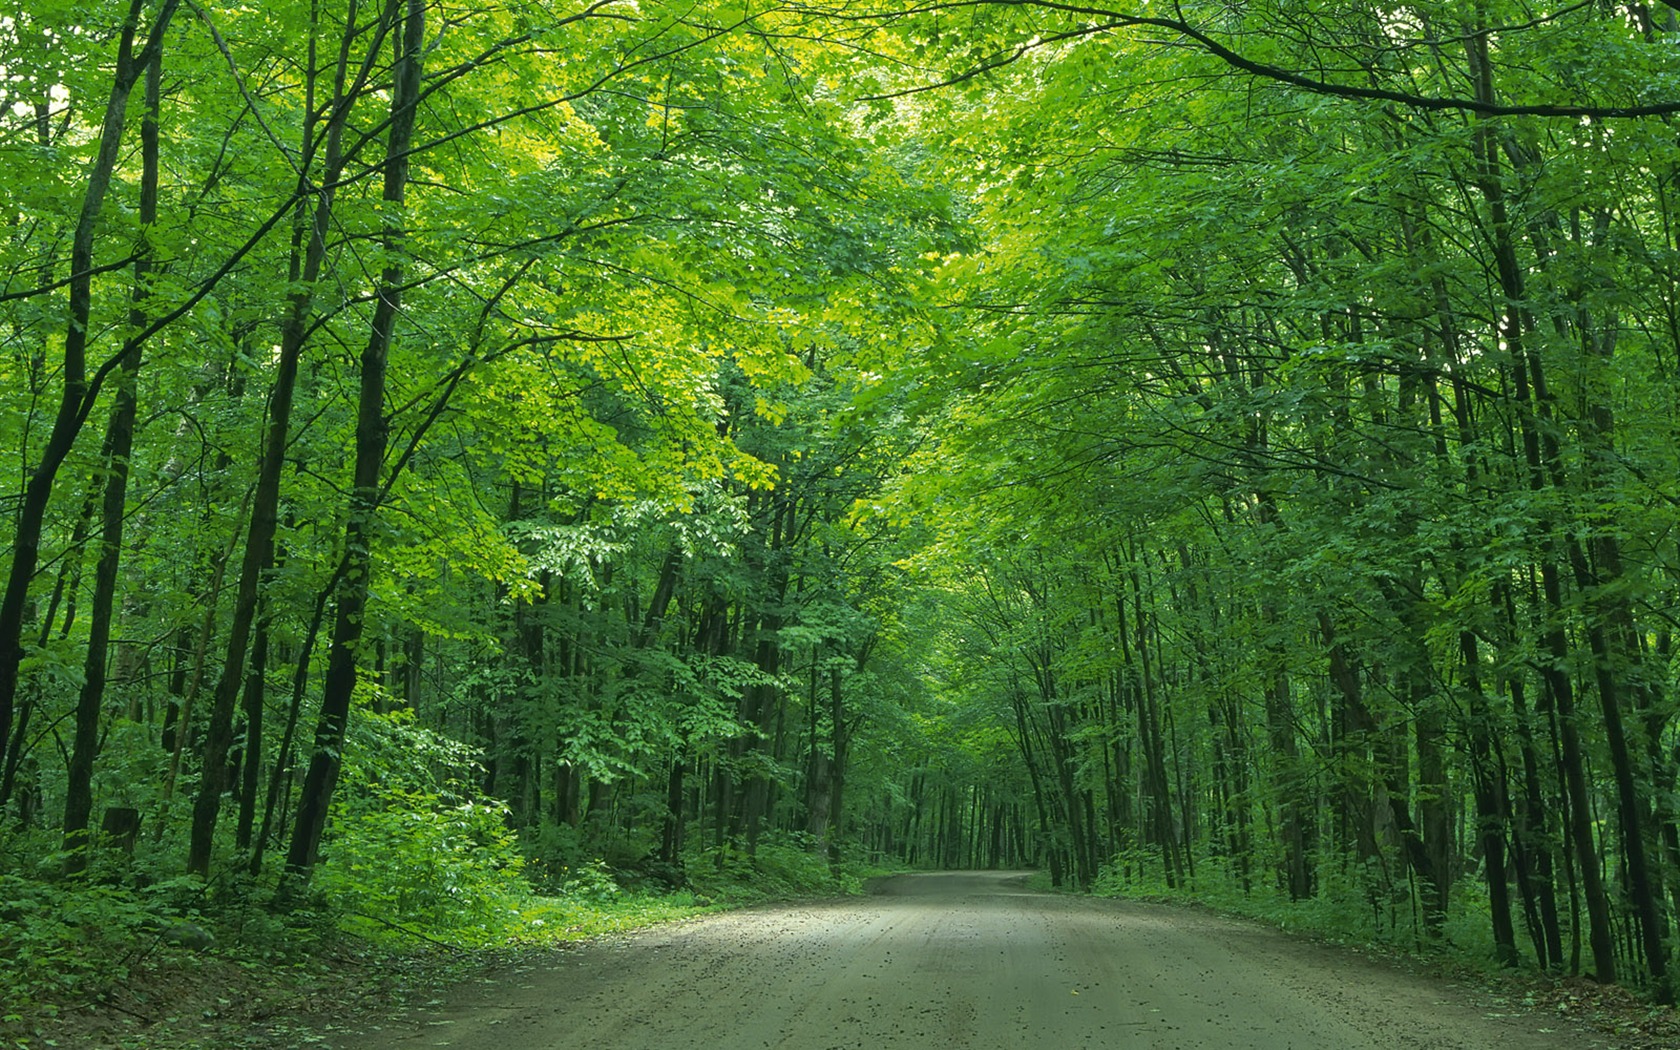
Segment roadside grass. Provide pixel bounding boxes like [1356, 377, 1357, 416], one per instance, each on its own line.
[1090, 851, 1511, 965]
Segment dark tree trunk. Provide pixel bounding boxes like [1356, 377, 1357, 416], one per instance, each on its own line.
[1460, 630, 1520, 965]
[62, 53, 161, 875]
[1465, 29, 1617, 978]
[234, 616, 268, 852]
[251, 583, 329, 875]
[283, 0, 424, 884]
[187, 0, 369, 877]
[0, 0, 178, 774]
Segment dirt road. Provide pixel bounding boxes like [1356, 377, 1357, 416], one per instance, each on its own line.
[339, 871, 1605, 1049]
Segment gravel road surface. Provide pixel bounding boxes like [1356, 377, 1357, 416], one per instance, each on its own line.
[339, 871, 1604, 1049]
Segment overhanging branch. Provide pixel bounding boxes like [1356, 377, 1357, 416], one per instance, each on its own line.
[848, 0, 1680, 118]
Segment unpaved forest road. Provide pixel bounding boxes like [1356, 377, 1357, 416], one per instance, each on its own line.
[340, 872, 1607, 1050]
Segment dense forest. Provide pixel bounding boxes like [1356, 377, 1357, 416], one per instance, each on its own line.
[6, 0, 1680, 1020]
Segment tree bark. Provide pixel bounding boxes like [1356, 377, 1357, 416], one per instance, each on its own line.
[62, 51, 162, 874]
[187, 0, 373, 877]
[283, 0, 425, 883]
[1465, 27, 1617, 979]
[0, 0, 178, 773]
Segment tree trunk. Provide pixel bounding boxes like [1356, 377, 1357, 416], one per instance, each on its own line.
[1460, 629, 1520, 965]
[234, 616, 268, 852]
[826, 660, 851, 866]
[1465, 28, 1617, 978]
[283, 0, 425, 884]
[0, 0, 178, 772]
[62, 51, 162, 875]
[187, 0, 370, 877]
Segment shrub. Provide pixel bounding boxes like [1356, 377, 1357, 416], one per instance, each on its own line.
[314, 705, 526, 945]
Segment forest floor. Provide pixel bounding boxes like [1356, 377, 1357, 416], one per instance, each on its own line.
[21, 871, 1680, 1049]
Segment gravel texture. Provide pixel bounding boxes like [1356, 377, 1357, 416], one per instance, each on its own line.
[335, 871, 1608, 1050]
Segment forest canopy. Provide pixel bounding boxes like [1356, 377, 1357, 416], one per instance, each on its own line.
[5, 0, 1680, 1014]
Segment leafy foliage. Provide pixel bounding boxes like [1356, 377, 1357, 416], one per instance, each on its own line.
[5, 0, 1680, 1034]
[314, 706, 528, 944]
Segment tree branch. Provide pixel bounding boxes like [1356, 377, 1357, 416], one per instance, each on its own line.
[849, 0, 1680, 118]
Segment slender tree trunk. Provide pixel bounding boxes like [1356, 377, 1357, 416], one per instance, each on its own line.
[1011, 688, 1060, 886]
[1252, 495, 1310, 901]
[1465, 29, 1617, 979]
[1504, 660, 1565, 969]
[0, 0, 178, 770]
[61, 52, 162, 874]
[1414, 672, 1451, 932]
[1460, 629, 1520, 965]
[234, 615, 268, 852]
[283, 0, 425, 883]
[187, 0, 370, 877]
[1126, 562, 1178, 888]
[158, 496, 243, 821]
[251, 583, 330, 875]
[0, 482, 100, 810]
[660, 756, 685, 865]
[826, 659, 851, 866]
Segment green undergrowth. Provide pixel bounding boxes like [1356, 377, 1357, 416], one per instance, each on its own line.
[330, 845, 888, 953]
[0, 829, 891, 1050]
[1090, 850, 1524, 974]
[308, 707, 890, 951]
[1, 707, 892, 1048]
[1086, 854, 1678, 1047]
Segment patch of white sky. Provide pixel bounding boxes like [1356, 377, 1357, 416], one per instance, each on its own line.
[0, 15, 75, 118]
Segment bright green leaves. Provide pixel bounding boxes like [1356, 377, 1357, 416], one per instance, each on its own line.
[319, 704, 528, 940]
